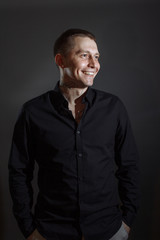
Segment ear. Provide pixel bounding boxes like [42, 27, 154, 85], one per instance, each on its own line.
[55, 54, 65, 68]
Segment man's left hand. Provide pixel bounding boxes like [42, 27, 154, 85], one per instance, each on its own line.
[122, 221, 130, 234]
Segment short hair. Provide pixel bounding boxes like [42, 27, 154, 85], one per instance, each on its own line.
[53, 28, 96, 57]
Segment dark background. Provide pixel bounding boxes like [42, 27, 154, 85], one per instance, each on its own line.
[0, 0, 160, 239]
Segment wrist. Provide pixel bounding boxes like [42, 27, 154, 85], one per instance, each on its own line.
[122, 221, 131, 234]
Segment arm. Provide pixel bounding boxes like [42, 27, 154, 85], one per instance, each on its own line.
[115, 101, 140, 228]
[8, 106, 36, 238]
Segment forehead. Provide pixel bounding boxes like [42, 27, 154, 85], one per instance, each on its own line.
[70, 36, 99, 53]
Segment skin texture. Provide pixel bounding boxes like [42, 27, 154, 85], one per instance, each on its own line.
[123, 221, 130, 234]
[55, 36, 100, 89]
[55, 36, 100, 117]
[27, 229, 46, 240]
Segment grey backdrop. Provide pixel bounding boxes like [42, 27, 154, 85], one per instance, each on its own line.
[0, 0, 160, 239]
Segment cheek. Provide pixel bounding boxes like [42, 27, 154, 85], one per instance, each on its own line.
[65, 68, 74, 78]
[96, 62, 100, 71]
[74, 60, 87, 70]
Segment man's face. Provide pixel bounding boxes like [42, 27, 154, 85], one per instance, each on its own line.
[61, 36, 100, 88]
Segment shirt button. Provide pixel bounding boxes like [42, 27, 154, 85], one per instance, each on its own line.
[78, 153, 82, 157]
[77, 130, 81, 134]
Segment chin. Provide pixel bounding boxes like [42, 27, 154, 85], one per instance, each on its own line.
[76, 78, 94, 88]
[86, 83, 94, 87]
[85, 79, 94, 87]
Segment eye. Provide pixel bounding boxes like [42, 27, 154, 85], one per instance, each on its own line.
[95, 55, 99, 60]
[80, 53, 88, 58]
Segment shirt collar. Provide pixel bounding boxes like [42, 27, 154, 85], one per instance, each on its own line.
[53, 81, 95, 107]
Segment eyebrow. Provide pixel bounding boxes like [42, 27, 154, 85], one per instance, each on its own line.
[75, 50, 100, 56]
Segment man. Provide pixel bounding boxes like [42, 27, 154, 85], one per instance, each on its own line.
[9, 29, 139, 240]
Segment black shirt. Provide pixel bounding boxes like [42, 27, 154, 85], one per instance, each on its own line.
[9, 82, 139, 240]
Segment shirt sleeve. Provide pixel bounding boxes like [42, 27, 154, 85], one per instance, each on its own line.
[114, 100, 140, 227]
[8, 106, 36, 238]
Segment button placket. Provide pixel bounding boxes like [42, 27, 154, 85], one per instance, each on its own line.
[76, 126, 84, 206]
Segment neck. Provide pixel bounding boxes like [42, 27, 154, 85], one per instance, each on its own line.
[59, 85, 88, 104]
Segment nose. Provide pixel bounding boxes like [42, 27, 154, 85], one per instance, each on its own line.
[88, 56, 96, 68]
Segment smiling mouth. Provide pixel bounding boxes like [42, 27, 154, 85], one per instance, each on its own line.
[83, 71, 95, 76]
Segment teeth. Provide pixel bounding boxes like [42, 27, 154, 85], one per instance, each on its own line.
[83, 72, 94, 75]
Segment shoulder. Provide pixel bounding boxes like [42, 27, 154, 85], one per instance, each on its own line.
[90, 88, 129, 120]
[91, 88, 125, 108]
[22, 91, 52, 113]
